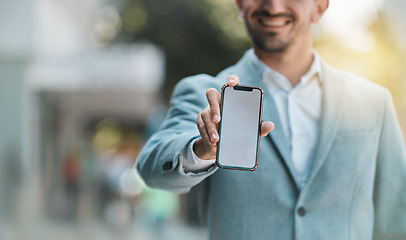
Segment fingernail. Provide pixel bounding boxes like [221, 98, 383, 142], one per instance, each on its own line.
[210, 133, 217, 142]
[228, 78, 234, 84]
[212, 114, 219, 122]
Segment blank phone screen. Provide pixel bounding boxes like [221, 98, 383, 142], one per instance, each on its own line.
[217, 85, 263, 170]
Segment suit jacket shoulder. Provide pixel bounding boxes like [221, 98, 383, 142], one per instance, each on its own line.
[323, 63, 389, 100]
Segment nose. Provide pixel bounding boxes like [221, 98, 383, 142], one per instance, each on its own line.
[261, 0, 286, 15]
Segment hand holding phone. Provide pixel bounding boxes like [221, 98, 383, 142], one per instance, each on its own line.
[194, 75, 274, 168]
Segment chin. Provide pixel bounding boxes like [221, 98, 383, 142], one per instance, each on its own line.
[254, 38, 290, 53]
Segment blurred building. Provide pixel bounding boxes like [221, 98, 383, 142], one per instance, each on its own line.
[0, 0, 33, 224]
[0, 0, 194, 239]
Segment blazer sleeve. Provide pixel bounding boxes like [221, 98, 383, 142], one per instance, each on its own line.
[136, 75, 219, 194]
[373, 90, 406, 239]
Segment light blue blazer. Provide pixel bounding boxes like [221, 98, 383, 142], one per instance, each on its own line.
[137, 50, 406, 240]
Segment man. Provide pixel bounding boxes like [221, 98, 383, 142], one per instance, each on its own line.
[137, 0, 406, 239]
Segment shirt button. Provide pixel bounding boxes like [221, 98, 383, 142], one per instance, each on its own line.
[297, 207, 306, 217]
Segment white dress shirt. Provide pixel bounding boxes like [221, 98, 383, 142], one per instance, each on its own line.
[257, 52, 322, 187]
[182, 50, 322, 188]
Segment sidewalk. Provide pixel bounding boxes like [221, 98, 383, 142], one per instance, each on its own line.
[2, 217, 208, 240]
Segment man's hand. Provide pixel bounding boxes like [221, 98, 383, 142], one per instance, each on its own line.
[194, 75, 275, 160]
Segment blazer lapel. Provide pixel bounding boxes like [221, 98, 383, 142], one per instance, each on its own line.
[305, 63, 345, 187]
[262, 89, 299, 186]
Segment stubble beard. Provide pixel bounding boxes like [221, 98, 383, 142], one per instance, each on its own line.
[250, 31, 290, 53]
[243, 10, 292, 53]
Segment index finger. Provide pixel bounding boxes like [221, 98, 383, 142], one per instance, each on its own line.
[227, 75, 240, 87]
[206, 88, 221, 123]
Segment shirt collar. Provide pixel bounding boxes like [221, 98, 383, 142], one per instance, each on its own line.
[302, 51, 322, 85]
[247, 49, 322, 91]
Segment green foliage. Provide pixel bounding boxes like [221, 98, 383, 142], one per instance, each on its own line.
[117, 0, 250, 99]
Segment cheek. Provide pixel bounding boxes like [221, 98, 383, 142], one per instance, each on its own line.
[291, 1, 317, 22]
[298, 7, 316, 25]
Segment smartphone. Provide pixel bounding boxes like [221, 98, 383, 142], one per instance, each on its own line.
[216, 84, 264, 171]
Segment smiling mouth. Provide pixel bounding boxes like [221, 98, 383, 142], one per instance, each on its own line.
[259, 18, 292, 28]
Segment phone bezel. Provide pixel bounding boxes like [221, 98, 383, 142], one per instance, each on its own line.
[215, 84, 264, 171]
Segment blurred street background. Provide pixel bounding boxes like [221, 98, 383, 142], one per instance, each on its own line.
[0, 0, 405, 239]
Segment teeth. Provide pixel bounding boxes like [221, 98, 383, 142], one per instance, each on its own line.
[262, 20, 286, 27]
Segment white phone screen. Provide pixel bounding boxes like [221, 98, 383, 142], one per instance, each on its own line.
[217, 85, 263, 170]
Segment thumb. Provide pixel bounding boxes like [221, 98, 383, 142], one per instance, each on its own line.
[260, 122, 274, 137]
